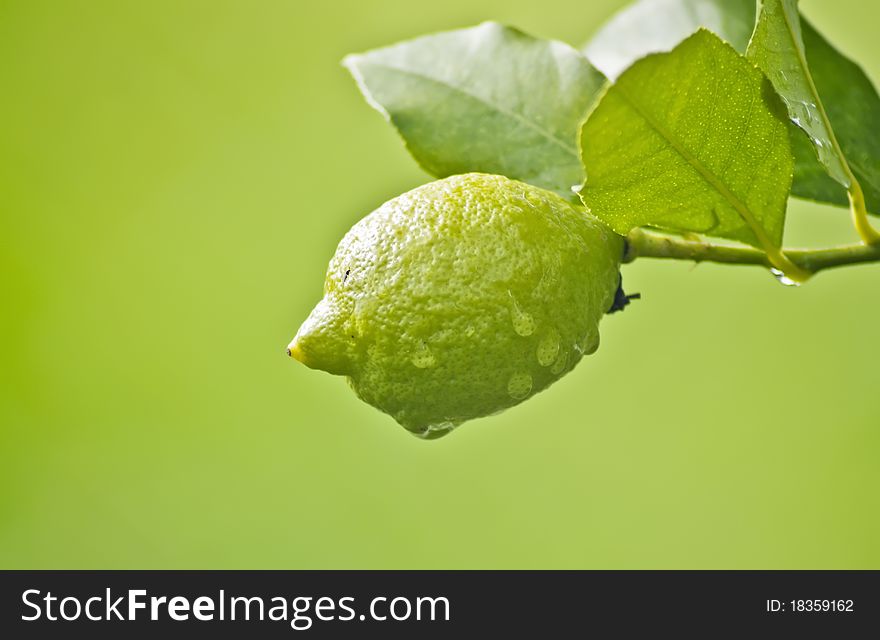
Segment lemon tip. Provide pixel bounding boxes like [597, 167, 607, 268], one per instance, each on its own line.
[286, 339, 306, 364]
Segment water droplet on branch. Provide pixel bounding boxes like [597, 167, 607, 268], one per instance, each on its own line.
[770, 268, 801, 287]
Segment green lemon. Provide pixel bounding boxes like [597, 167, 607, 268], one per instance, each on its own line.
[288, 173, 623, 438]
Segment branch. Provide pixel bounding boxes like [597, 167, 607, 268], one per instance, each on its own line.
[624, 228, 880, 276]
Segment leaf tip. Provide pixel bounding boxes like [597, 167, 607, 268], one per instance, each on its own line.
[340, 53, 362, 72]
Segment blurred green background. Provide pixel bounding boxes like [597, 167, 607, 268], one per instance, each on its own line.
[1, 0, 878, 569]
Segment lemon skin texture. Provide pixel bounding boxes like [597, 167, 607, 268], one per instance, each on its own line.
[289, 173, 623, 438]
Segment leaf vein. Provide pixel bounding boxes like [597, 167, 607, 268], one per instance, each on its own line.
[364, 62, 580, 158]
[612, 83, 776, 250]
[777, 1, 850, 186]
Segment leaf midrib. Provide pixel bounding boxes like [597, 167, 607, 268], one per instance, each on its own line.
[362, 60, 581, 159]
[613, 82, 777, 251]
[775, 0, 854, 188]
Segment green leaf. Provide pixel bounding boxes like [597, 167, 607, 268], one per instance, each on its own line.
[583, 0, 756, 79]
[747, 0, 850, 192]
[789, 124, 846, 207]
[579, 29, 793, 251]
[583, 0, 880, 215]
[344, 22, 606, 197]
[786, 17, 880, 215]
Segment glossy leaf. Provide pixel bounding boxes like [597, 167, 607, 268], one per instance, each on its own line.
[748, 0, 850, 189]
[344, 22, 606, 197]
[785, 17, 880, 214]
[579, 30, 793, 250]
[584, 0, 880, 215]
[583, 0, 756, 79]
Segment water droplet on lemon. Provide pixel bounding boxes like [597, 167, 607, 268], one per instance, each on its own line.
[410, 421, 457, 440]
[550, 351, 568, 376]
[578, 328, 600, 356]
[508, 293, 536, 337]
[507, 372, 533, 400]
[536, 330, 560, 367]
[512, 309, 535, 337]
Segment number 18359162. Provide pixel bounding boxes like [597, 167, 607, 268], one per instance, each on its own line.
[766, 599, 854, 613]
